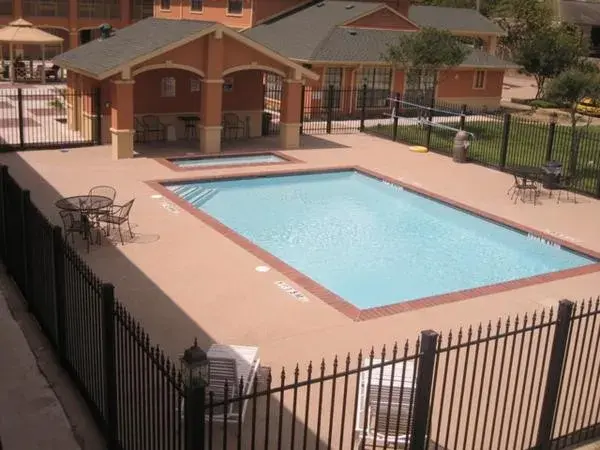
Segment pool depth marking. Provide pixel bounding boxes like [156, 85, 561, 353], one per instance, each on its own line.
[146, 165, 600, 322]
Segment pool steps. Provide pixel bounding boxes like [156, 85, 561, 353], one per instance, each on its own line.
[170, 185, 218, 206]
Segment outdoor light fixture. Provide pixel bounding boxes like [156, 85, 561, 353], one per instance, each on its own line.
[104, 101, 111, 109]
[180, 338, 210, 387]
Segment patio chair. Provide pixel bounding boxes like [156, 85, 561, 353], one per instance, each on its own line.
[134, 117, 146, 143]
[355, 358, 416, 449]
[556, 175, 577, 204]
[87, 185, 117, 224]
[509, 174, 538, 205]
[180, 344, 260, 424]
[59, 210, 91, 253]
[222, 113, 246, 140]
[141, 115, 166, 141]
[96, 199, 135, 245]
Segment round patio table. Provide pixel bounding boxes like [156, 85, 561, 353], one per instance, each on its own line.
[55, 195, 113, 245]
[55, 195, 112, 212]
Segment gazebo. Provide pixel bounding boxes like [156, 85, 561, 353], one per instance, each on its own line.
[0, 18, 63, 83]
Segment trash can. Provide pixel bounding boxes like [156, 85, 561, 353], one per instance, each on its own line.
[453, 130, 469, 163]
[542, 161, 562, 189]
[261, 112, 273, 136]
[166, 124, 177, 142]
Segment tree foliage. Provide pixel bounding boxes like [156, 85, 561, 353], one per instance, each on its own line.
[546, 68, 600, 128]
[496, 0, 587, 98]
[545, 68, 600, 174]
[384, 27, 468, 95]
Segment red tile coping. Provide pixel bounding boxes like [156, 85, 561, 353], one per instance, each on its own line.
[153, 150, 304, 172]
[146, 165, 600, 322]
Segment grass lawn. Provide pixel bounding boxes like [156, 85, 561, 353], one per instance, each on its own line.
[368, 118, 600, 195]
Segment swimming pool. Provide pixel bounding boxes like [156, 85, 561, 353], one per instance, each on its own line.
[170, 153, 284, 168]
[165, 170, 596, 310]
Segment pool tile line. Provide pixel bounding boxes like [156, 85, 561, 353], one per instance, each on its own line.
[153, 150, 304, 172]
[146, 166, 600, 322]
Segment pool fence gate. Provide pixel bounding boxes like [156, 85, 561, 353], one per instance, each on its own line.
[0, 163, 599, 450]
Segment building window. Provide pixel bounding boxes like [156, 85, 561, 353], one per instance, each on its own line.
[323, 67, 343, 109]
[78, 0, 120, 19]
[190, 0, 202, 12]
[474, 70, 486, 89]
[190, 77, 201, 92]
[24, 0, 68, 17]
[227, 0, 243, 15]
[133, 0, 153, 19]
[355, 66, 392, 108]
[161, 77, 176, 97]
[160, 0, 170, 10]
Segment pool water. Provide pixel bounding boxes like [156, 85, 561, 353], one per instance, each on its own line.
[166, 171, 595, 309]
[172, 154, 284, 168]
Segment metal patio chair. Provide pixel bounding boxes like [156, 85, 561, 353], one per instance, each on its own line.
[96, 199, 135, 245]
[59, 210, 91, 253]
[222, 113, 246, 140]
[141, 115, 166, 141]
[509, 174, 539, 205]
[556, 175, 578, 204]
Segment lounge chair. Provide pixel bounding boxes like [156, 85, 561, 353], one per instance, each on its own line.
[180, 344, 260, 424]
[354, 358, 416, 449]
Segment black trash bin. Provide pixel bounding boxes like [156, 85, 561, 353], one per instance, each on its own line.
[541, 161, 562, 189]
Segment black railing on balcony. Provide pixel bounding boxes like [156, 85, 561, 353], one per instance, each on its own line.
[78, 2, 120, 19]
[24, 0, 68, 17]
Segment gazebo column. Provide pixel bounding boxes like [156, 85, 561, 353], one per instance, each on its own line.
[200, 30, 224, 154]
[110, 79, 135, 159]
[280, 76, 303, 149]
[200, 80, 223, 154]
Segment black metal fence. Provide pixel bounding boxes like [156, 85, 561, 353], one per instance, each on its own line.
[1, 163, 600, 450]
[263, 84, 389, 136]
[0, 165, 186, 450]
[0, 88, 101, 151]
[367, 95, 600, 198]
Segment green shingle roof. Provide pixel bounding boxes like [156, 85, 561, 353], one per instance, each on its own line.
[54, 18, 216, 77]
[244, 1, 512, 67]
[408, 5, 504, 34]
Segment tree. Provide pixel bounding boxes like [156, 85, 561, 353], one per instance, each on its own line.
[383, 27, 468, 102]
[514, 25, 587, 98]
[497, 0, 588, 98]
[545, 68, 600, 175]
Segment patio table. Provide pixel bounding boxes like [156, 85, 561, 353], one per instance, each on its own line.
[178, 115, 200, 140]
[55, 195, 113, 244]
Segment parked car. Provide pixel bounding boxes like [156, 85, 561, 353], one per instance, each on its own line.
[576, 97, 600, 116]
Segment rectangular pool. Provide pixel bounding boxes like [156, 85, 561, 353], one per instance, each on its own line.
[165, 170, 596, 310]
[170, 153, 285, 168]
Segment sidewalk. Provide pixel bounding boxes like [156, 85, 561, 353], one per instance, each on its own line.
[0, 280, 81, 450]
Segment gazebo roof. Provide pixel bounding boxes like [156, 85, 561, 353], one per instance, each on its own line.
[0, 18, 63, 44]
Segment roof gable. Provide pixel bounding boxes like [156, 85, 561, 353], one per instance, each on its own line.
[243, 1, 385, 60]
[54, 18, 216, 78]
[342, 7, 419, 31]
[408, 5, 504, 34]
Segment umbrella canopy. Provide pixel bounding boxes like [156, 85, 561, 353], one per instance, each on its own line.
[0, 18, 63, 44]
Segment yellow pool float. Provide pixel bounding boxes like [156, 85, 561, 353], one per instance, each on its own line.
[409, 145, 429, 153]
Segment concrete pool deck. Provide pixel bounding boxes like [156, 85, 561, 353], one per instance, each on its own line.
[1, 133, 600, 371]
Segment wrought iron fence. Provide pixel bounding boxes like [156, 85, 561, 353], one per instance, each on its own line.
[1, 163, 600, 450]
[369, 95, 600, 198]
[0, 165, 186, 450]
[0, 88, 100, 151]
